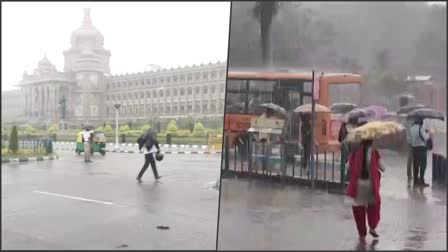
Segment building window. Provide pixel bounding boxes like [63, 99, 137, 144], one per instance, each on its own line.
[159, 90, 164, 97]
[195, 86, 200, 94]
[153, 90, 157, 98]
[211, 71, 217, 79]
[187, 87, 192, 95]
[135, 93, 138, 99]
[146, 91, 150, 98]
[202, 72, 208, 80]
[187, 73, 193, 81]
[173, 89, 177, 96]
[195, 72, 200, 80]
[140, 80, 144, 86]
[140, 93, 144, 99]
[180, 74, 185, 82]
[173, 76, 178, 82]
[106, 83, 110, 89]
[160, 77, 164, 84]
[128, 93, 132, 99]
[146, 79, 151, 85]
[180, 88, 185, 95]
[166, 77, 170, 83]
[166, 89, 170, 96]
[203, 86, 208, 94]
[203, 104, 208, 111]
[211, 85, 216, 93]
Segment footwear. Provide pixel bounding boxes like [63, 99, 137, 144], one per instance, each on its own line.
[413, 180, 420, 187]
[420, 179, 429, 187]
[136, 177, 142, 182]
[155, 176, 162, 180]
[369, 229, 379, 238]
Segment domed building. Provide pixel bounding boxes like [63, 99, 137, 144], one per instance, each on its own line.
[16, 8, 226, 128]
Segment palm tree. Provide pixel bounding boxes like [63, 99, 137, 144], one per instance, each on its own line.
[252, 1, 279, 68]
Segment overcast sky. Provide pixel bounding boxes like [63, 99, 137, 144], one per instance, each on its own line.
[1, 2, 231, 91]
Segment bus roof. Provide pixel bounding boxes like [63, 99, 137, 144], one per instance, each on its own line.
[228, 71, 361, 82]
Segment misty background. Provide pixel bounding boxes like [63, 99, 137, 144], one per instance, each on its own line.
[1, 2, 230, 91]
[229, 2, 445, 77]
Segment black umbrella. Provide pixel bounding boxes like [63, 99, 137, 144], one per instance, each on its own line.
[346, 108, 370, 121]
[407, 108, 445, 121]
[259, 103, 288, 117]
[397, 104, 426, 115]
[330, 103, 358, 114]
[83, 125, 94, 130]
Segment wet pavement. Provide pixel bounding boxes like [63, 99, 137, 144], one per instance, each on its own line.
[218, 150, 447, 250]
[2, 150, 220, 250]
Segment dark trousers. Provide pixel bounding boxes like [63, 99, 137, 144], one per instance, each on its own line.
[137, 153, 159, 179]
[302, 145, 310, 169]
[412, 146, 427, 182]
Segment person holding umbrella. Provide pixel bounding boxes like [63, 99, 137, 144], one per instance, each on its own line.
[83, 127, 93, 163]
[136, 129, 162, 182]
[345, 121, 403, 241]
[409, 118, 430, 187]
[408, 108, 444, 187]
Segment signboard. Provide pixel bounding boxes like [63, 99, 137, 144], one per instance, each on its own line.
[330, 119, 342, 141]
[250, 118, 284, 129]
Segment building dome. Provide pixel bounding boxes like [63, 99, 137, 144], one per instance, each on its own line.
[70, 8, 104, 47]
[34, 54, 57, 75]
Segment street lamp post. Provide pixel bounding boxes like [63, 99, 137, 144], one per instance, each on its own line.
[114, 104, 121, 149]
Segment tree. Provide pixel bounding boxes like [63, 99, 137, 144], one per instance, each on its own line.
[24, 125, 39, 136]
[252, 1, 280, 67]
[166, 120, 178, 136]
[185, 116, 195, 133]
[8, 126, 18, 154]
[119, 125, 130, 133]
[48, 123, 59, 134]
[104, 125, 114, 135]
[141, 124, 152, 132]
[95, 126, 104, 132]
[193, 122, 207, 137]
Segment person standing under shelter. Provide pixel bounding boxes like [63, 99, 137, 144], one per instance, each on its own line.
[83, 129, 93, 163]
[409, 118, 430, 187]
[404, 117, 415, 182]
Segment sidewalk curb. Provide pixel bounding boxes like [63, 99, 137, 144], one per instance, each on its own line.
[53, 147, 221, 155]
[2, 155, 59, 163]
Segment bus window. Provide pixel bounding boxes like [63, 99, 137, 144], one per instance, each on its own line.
[225, 80, 246, 114]
[248, 80, 277, 115]
[328, 83, 361, 105]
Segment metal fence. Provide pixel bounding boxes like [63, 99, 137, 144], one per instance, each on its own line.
[222, 134, 348, 192]
[2, 139, 53, 155]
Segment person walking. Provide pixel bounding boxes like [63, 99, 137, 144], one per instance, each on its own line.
[83, 129, 93, 163]
[409, 118, 430, 187]
[136, 129, 161, 182]
[300, 114, 312, 171]
[346, 139, 386, 241]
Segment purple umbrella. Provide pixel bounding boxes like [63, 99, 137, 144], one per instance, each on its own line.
[367, 105, 388, 119]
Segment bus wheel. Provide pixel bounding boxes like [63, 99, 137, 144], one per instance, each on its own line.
[100, 151, 106, 156]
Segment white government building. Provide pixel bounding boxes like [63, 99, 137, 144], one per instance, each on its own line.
[11, 8, 226, 127]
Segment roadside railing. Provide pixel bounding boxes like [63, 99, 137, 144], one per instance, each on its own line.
[222, 134, 347, 192]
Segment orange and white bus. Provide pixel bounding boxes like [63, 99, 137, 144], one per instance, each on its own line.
[224, 71, 363, 152]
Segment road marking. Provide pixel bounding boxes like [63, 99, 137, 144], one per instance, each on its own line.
[32, 190, 113, 205]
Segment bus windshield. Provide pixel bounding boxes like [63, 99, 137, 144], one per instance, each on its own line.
[225, 79, 277, 115]
[328, 83, 361, 106]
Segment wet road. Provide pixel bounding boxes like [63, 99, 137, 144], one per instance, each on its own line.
[218, 151, 447, 250]
[2, 150, 220, 250]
